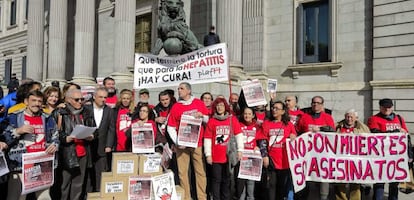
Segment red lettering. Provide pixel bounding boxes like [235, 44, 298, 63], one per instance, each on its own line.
[336, 159, 346, 181]
[308, 157, 320, 177]
[357, 135, 367, 155]
[199, 59, 206, 67]
[328, 158, 336, 179]
[294, 161, 306, 185]
[367, 136, 379, 156]
[377, 135, 386, 157]
[313, 133, 324, 153]
[398, 135, 407, 155]
[324, 135, 337, 154]
[374, 160, 386, 179]
[320, 157, 328, 179]
[395, 158, 408, 180]
[387, 160, 396, 179]
[362, 161, 374, 180]
[298, 138, 306, 157]
[389, 135, 399, 155]
[340, 135, 350, 154]
[219, 55, 225, 64]
[349, 160, 362, 180]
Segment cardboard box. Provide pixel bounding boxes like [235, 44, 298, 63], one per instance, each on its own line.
[138, 153, 163, 175]
[100, 172, 129, 199]
[112, 152, 139, 176]
[176, 185, 185, 200]
[86, 192, 100, 200]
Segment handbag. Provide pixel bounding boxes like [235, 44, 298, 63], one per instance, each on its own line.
[226, 115, 238, 168]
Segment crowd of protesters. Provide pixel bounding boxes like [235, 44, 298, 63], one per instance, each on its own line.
[0, 77, 412, 200]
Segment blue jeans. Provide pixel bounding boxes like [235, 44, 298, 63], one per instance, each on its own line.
[373, 183, 398, 200]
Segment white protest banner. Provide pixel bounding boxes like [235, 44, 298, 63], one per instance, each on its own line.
[22, 152, 54, 195]
[0, 151, 9, 176]
[237, 150, 263, 181]
[241, 79, 267, 107]
[287, 132, 410, 192]
[134, 43, 228, 89]
[177, 115, 202, 148]
[132, 122, 155, 153]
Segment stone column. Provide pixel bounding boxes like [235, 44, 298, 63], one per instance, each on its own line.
[27, 0, 44, 81]
[216, 0, 242, 65]
[72, 0, 95, 85]
[111, 0, 136, 85]
[47, 0, 67, 83]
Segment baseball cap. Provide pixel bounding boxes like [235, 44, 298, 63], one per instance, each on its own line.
[379, 98, 393, 108]
[139, 88, 149, 94]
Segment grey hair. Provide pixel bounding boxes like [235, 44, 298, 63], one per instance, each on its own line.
[179, 82, 192, 94]
[94, 86, 108, 96]
[65, 89, 82, 99]
[345, 109, 358, 117]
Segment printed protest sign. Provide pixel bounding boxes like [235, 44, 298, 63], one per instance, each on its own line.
[134, 43, 229, 89]
[177, 115, 202, 148]
[241, 79, 267, 107]
[152, 171, 177, 200]
[287, 132, 411, 192]
[129, 175, 152, 200]
[0, 151, 9, 177]
[22, 152, 54, 195]
[238, 150, 263, 181]
[132, 122, 155, 153]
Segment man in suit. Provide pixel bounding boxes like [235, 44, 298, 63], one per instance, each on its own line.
[86, 87, 115, 192]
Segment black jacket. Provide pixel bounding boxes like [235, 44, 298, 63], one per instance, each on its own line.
[85, 104, 115, 158]
[57, 106, 94, 169]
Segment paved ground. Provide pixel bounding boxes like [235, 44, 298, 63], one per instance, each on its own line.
[307, 183, 414, 200]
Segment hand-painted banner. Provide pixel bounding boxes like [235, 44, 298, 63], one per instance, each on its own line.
[287, 132, 410, 192]
[134, 43, 229, 89]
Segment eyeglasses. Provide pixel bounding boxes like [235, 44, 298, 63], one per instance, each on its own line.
[72, 98, 85, 102]
[311, 102, 323, 105]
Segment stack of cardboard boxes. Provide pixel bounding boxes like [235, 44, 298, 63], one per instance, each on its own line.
[87, 152, 185, 200]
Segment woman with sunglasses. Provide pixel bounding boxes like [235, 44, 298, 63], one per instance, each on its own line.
[261, 101, 296, 200]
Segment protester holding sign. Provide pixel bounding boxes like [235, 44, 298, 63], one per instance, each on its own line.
[204, 97, 244, 200]
[335, 109, 370, 200]
[3, 90, 59, 200]
[234, 107, 264, 200]
[261, 101, 297, 200]
[113, 89, 134, 152]
[167, 82, 209, 200]
[367, 98, 411, 200]
[126, 104, 157, 151]
[296, 96, 335, 200]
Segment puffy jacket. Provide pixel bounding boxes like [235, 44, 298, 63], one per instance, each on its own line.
[3, 110, 59, 172]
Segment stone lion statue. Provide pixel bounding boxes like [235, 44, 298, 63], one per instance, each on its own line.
[151, 0, 203, 55]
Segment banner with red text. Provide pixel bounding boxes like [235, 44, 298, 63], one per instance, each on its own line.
[134, 43, 228, 89]
[287, 132, 410, 192]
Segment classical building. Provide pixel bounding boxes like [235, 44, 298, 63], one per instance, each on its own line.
[0, 0, 413, 130]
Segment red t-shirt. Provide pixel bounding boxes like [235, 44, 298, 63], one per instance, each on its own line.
[24, 115, 46, 153]
[288, 109, 304, 126]
[167, 98, 209, 147]
[204, 116, 242, 163]
[240, 121, 264, 150]
[262, 120, 297, 169]
[116, 108, 131, 151]
[367, 113, 408, 133]
[156, 107, 170, 136]
[256, 112, 266, 124]
[105, 95, 118, 108]
[297, 112, 335, 134]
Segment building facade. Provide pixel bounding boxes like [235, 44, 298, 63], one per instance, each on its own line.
[0, 0, 413, 130]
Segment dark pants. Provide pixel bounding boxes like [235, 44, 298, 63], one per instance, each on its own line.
[61, 156, 87, 200]
[212, 162, 230, 200]
[87, 156, 108, 192]
[373, 183, 399, 200]
[268, 169, 291, 200]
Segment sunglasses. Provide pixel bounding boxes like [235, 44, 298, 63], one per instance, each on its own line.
[73, 98, 85, 102]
